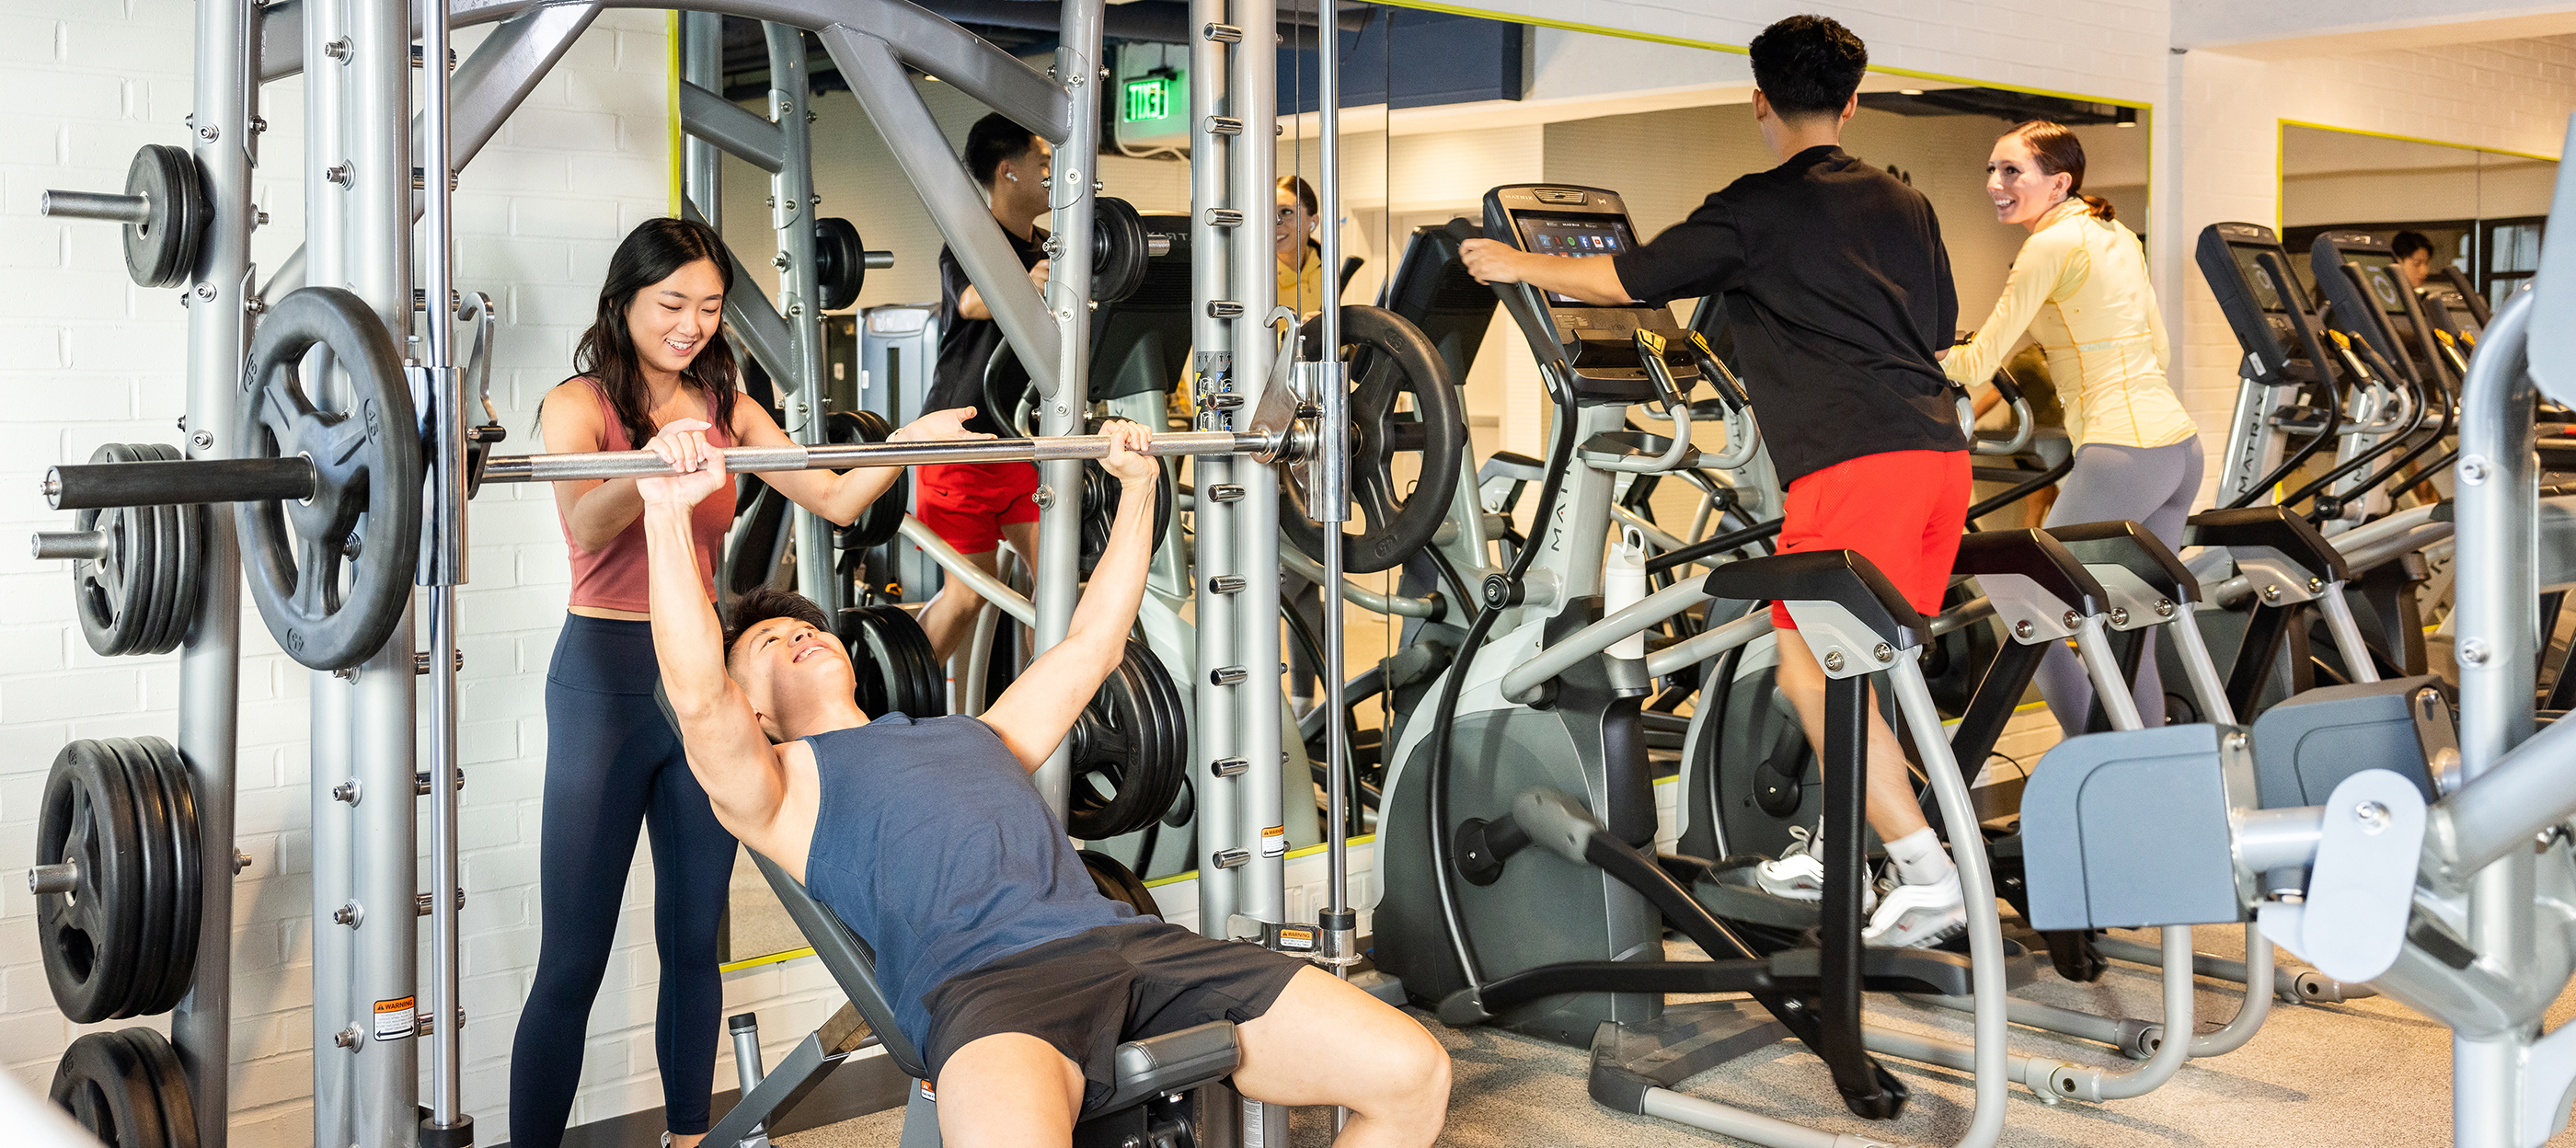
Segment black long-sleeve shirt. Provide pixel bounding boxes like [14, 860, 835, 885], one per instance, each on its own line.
[1611, 145, 1965, 486]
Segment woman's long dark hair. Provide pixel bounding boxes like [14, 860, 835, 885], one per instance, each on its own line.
[563, 217, 741, 449]
[2006, 120, 2114, 222]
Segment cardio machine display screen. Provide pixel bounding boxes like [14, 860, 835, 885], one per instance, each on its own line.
[1513, 214, 1637, 304]
[2229, 244, 2299, 314]
[2340, 250, 2415, 316]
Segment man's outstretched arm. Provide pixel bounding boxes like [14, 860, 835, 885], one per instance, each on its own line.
[982, 419, 1159, 772]
[1457, 238, 1635, 305]
[637, 420, 790, 842]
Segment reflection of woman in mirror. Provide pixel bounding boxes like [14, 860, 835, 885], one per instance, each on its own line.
[1945, 120, 2202, 738]
[2391, 230, 2435, 288]
[1276, 174, 1327, 317]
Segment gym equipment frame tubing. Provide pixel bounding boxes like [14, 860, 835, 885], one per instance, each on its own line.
[1501, 579, 1713, 702]
[1029, 0, 1105, 817]
[175, 1, 257, 1143]
[681, 12, 725, 219]
[1884, 661, 2007, 1147]
[1232, 0, 1285, 937]
[1313, 0, 1354, 993]
[1188, 0, 1237, 943]
[767, 24, 841, 616]
[351, 0, 424, 1140]
[305, 0, 355, 1139]
[682, 79, 784, 174]
[420, 0, 469, 1129]
[1278, 547, 1435, 616]
[897, 517, 1038, 625]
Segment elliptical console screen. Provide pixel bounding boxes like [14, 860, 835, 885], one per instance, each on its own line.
[1514, 215, 1637, 304]
[2229, 244, 2299, 314]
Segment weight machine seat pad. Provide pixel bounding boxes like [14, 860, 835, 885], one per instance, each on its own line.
[1095, 1021, 1242, 1113]
[2045, 520, 2202, 604]
[1950, 529, 2108, 615]
[2185, 505, 2351, 583]
[1700, 549, 1926, 647]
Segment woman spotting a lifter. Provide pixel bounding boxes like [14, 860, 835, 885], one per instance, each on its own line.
[513, 218, 973, 1148]
[1944, 120, 2202, 736]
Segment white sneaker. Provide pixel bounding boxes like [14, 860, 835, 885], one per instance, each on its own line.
[1753, 826, 1876, 912]
[1863, 873, 1968, 948]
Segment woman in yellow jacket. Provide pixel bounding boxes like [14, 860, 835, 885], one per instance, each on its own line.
[1947, 120, 2202, 735]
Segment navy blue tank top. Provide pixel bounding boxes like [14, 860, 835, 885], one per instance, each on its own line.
[798, 714, 1138, 1054]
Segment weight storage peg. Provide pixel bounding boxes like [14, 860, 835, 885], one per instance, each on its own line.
[40, 144, 212, 290]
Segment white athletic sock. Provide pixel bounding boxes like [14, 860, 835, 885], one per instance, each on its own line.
[1885, 827, 1956, 888]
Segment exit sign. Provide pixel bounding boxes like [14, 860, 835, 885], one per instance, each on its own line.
[1124, 75, 1174, 122]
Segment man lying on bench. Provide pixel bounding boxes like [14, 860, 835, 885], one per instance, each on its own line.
[635, 417, 1450, 1147]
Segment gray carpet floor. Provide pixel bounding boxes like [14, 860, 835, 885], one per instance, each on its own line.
[777, 925, 2576, 1146]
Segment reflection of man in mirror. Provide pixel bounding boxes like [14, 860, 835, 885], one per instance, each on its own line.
[2391, 230, 2435, 289]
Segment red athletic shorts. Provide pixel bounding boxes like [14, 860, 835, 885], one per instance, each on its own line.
[1770, 450, 1972, 629]
[916, 460, 1041, 555]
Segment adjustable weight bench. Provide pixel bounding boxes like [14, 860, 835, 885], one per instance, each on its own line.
[702, 854, 1242, 1148]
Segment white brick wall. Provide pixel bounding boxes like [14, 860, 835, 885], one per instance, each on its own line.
[2, 6, 854, 1144]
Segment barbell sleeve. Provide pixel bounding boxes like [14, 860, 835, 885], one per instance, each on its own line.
[40, 189, 154, 224]
[863, 249, 894, 270]
[44, 456, 318, 511]
[476, 430, 1279, 485]
[30, 532, 112, 562]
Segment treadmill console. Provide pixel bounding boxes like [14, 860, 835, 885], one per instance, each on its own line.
[2194, 222, 2322, 383]
[2309, 232, 2437, 384]
[1482, 184, 1694, 405]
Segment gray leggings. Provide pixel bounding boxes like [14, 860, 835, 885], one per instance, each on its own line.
[2034, 437, 2205, 738]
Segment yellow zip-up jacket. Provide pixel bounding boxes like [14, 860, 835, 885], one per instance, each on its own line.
[1945, 199, 2197, 451]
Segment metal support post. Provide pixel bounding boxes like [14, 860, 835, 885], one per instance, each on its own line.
[681, 11, 724, 222]
[1188, 0, 1240, 941]
[1313, 0, 1355, 985]
[174, 2, 257, 1143]
[1229, 2, 1285, 1142]
[304, 0, 357, 1141]
[419, 0, 471, 1136]
[1029, 0, 1106, 815]
[766, 23, 839, 615]
[350, 0, 422, 1142]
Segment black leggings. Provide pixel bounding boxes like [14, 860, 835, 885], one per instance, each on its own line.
[512, 614, 738, 1145]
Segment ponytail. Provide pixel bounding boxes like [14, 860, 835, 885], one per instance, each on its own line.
[2076, 194, 2115, 222]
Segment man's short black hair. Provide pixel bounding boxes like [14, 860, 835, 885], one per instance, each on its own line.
[1749, 15, 1869, 121]
[2390, 230, 2435, 261]
[724, 586, 832, 664]
[965, 112, 1041, 189]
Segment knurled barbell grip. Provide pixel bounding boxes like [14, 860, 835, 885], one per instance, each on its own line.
[44, 455, 317, 511]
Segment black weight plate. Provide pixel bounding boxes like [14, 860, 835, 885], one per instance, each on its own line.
[99, 738, 173, 1020]
[114, 1027, 198, 1148]
[840, 607, 893, 717]
[139, 444, 200, 656]
[50, 1030, 168, 1148]
[38, 741, 144, 1023]
[1090, 197, 1150, 304]
[1066, 643, 1186, 841]
[236, 287, 424, 671]
[73, 443, 156, 658]
[1136, 644, 1191, 832]
[825, 410, 908, 551]
[123, 144, 205, 290]
[1075, 455, 1174, 579]
[1281, 306, 1469, 574]
[1078, 849, 1163, 919]
[814, 217, 866, 311]
[132, 453, 182, 659]
[981, 343, 1040, 439]
[873, 603, 944, 719]
[138, 737, 200, 1016]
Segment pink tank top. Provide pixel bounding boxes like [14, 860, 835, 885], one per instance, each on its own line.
[560, 380, 739, 613]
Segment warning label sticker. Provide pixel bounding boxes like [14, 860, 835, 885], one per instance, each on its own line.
[1277, 926, 1316, 951]
[374, 996, 418, 1041]
[1259, 825, 1286, 858]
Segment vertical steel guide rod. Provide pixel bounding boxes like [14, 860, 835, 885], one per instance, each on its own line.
[767, 24, 839, 616]
[418, 0, 470, 1134]
[174, 0, 255, 1143]
[1314, 10, 1352, 1137]
[1033, 0, 1107, 817]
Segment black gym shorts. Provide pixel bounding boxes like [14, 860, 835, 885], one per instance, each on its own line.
[920, 920, 1308, 1108]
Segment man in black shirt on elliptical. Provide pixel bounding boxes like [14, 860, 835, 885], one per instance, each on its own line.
[1461, 14, 1974, 947]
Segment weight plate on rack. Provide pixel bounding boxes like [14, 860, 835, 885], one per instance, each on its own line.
[825, 410, 908, 551]
[138, 444, 201, 656]
[71, 445, 156, 658]
[1078, 849, 1162, 919]
[235, 287, 424, 671]
[146, 737, 201, 1017]
[1281, 305, 1469, 574]
[1091, 197, 1150, 305]
[1075, 430, 1174, 580]
[115, 1027, 198, 1148]
[814, 217, 868, 311]
[50, 1030, 170, 1148]
[37, 741, 145, 1022]
[841, 605, 945, 720]
[1066, 642, 1186, 841]
[98, 738, 174, 1020]
[122, 144, 208, 290]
